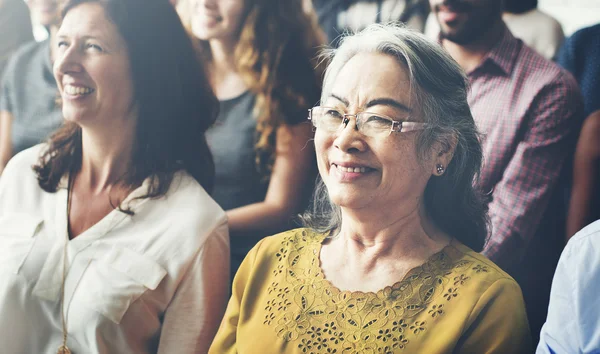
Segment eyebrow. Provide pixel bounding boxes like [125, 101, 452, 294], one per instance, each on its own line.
[56, 34, 102, 41]
[329, 94, 412, 113]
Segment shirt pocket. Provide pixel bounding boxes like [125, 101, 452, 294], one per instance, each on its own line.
[78, 246, 167, 324]
[0, 214, 43, 274]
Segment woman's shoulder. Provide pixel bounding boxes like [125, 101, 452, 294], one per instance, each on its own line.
[153, 171, 227, 229]
[0, 144, 48, 215]
[2, 40, 47, 79]
[442, 240, 521, 296]
[11, 39, 46, 58]
[1, 144, 45, 181]
[237, 228, 325, 273]
[251, 227, 325, 258]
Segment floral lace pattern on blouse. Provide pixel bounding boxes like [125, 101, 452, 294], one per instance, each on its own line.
[261, 229, 494, 354]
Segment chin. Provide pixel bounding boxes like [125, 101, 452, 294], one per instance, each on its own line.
[62, 108, 87, 125]
[327, 187, 373, 211]
[191, 28, 210, 41]
[440, 30, 474, 45]
[191, 24, 220, 41]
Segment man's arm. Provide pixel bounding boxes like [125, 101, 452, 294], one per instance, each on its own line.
[566, 110, 600, 239]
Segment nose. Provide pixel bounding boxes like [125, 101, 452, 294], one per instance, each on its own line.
[53, 44, 83, 79]
[333, 116, 367, 153]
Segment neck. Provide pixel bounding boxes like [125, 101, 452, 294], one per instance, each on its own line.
[337, 200, 449, 258]
[77, 118, 136, 194]
[442, 21, 506, 73]
[208, 37, 238, 76]
[207, 38, 248, 99]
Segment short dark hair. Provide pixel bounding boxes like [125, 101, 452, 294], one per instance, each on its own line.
[35, 0, 218, 209]
[504, 0, 537, 14]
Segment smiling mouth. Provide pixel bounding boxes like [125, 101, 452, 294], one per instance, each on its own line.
[332, 163, 374, 174]
[199, 13, 222, 23]
[64, 84, 95, 96]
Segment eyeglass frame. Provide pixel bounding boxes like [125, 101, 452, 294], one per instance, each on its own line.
[307, 106, 428, 136]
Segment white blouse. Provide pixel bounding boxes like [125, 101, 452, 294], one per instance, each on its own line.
[0, 145, 230, 353]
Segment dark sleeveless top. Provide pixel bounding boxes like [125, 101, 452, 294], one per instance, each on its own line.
[206, 91, 269, 274]
[207, 91, 268, 211]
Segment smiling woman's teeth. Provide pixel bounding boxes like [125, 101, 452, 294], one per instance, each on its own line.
[65, 85, 94, 96]
[336, 165, 368, 173]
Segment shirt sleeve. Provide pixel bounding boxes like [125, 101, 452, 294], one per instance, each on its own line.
[537, 223, 600, 353]
[536, 236, 578, 353]
[208, 237, 266, 354]
[455, 278, 532, 354]
[157, 219, 230, 354]
[482, 72, 584, 268]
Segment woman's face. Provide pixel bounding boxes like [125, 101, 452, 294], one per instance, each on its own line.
[53, 2, 135, 127]
[26, 0, 59, 27]
[190, 0, 246, 42]
[315, 52, 436, 213]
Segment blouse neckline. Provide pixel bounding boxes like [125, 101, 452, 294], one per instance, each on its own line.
[56, 171, 153, 248]
[310, 230, 457, 298]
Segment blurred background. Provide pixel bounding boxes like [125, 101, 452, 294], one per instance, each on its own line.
[24, 0, 600, 42]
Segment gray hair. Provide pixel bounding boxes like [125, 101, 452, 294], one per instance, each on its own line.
[301, 23, 489, 251]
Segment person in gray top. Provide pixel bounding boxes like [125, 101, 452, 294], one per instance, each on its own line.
[0, 0, 33, 77]
[189, 0, 325, 278]
[0, 0, 62, 175]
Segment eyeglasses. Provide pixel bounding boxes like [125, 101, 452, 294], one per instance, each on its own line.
[308, 106, 428, 138]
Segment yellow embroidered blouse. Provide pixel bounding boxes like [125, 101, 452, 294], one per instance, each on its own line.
[210, 229, 532, 354]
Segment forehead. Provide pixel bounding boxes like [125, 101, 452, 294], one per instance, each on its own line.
[329, 52, 412, 107]
[58, 2, 115, 37]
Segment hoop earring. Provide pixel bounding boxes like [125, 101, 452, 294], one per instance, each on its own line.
[436, 164, 445, 175]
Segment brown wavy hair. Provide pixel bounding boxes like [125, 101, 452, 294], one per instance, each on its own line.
[198, 0, 326, 174]
[34, 0, 218, 212]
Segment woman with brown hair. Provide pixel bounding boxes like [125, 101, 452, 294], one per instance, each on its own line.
[0, 0, 228, 352]
[189, 0, 325, 277]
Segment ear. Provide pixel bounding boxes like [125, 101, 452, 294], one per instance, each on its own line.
[430, 134, 457, 177]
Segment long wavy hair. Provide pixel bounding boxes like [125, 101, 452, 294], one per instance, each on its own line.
[34, 0, 218, 212]
[196, 0, 326, 174]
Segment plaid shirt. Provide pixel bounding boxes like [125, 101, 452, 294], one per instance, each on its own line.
[468, 29, 583, 270]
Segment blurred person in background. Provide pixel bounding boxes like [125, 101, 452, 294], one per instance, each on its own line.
[425, 0, 564, 60]
[0, 0, 229, 352]
[559, 24, 600, 239]
[189, 0, 325, 279]
[0, 0, 63, 175]
[502, 0, 564, 60]
[311, 0, 429, 45]
[210, 24, 531, 354]
[0, 0, 34, 77]
[430, 0, 583, 343]
[558, 23, 600, 119]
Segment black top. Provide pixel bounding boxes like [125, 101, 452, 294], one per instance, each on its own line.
[206, 91, 267, 212]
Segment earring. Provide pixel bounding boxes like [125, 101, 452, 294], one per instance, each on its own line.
[436, 164, 445, 175]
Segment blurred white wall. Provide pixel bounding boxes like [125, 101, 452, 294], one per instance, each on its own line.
[539, 0, 600, 35]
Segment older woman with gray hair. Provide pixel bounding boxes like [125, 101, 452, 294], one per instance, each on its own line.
[210, 23, 531, 354]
